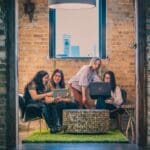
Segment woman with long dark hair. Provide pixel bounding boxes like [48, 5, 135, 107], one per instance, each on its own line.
[24, 70, 61, 133]
[48, 69, 78, 125]
[96, 71, 123, 114]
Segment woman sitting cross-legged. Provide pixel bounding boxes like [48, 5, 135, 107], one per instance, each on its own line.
[46, 69, 79, 126]
[96, 71, 123, 118]
[23, 70, 61, 133]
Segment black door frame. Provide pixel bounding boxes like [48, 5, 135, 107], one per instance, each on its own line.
[6, 0, 18, 148]
[135, 0, 147, 146]
[6, 0, 148, 148]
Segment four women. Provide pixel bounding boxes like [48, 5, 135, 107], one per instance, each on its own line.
[23, 57, 124, 133]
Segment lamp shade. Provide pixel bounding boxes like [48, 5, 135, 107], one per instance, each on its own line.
[48, 0, 96, 9]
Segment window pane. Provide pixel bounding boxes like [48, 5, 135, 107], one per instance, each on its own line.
[55, 0, 99, 58]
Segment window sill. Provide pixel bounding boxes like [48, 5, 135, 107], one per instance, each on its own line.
[49, 57, 93, 60]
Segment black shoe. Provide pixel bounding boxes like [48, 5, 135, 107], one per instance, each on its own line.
[57, 125, 68, 132]
[50, 127, 58, 134]
[56, 126, 63, 132]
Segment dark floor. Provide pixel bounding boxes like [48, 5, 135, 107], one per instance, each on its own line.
[15, 143, 148, 150]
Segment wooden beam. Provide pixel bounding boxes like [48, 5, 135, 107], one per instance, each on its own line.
[135, 0, 147, 146]
[6, 0, 18, 148]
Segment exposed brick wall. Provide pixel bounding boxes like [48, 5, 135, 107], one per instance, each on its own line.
[146, 0, 150, 145]
[107, 0, 135, 101]
[18, 0, 135, 103]
[0, 0, 7, 149]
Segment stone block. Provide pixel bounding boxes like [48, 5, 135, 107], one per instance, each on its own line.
[63, 109, 110, 134]
[0, 87, 6, 94]
[148, 136, 150, 145]
[0, 40, 5, 47]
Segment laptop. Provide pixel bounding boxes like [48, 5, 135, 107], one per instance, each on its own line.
[53, 88, 69, 98]
[89, 82, 111, 99]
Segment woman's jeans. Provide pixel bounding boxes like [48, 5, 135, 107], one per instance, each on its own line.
[96, 96, 116, 118]
[29, 102, 59, 129]
[42, 101, 79, 128]
[44, 103, 59, 128]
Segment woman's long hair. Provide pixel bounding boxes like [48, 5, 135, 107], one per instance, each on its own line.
[25, 70, 48, 94]
[103, 71, 116, 92]
[51, 69, 65, 88]
[89, 57, 101, 73]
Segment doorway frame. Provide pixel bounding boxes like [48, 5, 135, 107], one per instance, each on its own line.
[135, 0, 147, 146]
[6, 0, 147, 148]
[6, 0, 18, 148]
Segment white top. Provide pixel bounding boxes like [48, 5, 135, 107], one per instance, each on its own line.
[68, 65, 101, 92]
[111, 86, 123, 106]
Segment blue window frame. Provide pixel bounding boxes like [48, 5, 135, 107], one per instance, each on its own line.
[49, 0, 106, 59]
[99, 0, 106, 59]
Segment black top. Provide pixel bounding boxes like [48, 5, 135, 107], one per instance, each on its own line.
[23, 81, 51, 105]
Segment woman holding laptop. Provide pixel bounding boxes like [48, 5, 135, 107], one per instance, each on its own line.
[68, 57, 102, 109]
[48, 69, 79, 125]
[96, 71, 123, 117]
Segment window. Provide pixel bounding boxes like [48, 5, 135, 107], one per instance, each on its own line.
[49, 0, 106, 58]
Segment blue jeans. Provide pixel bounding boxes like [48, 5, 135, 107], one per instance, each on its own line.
[28, 102, 59, 129]
[96, 96, 115, 109]
[44, 103, 59, 128]
[96, 96, 117, 118]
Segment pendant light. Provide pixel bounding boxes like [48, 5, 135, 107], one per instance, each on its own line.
[48, 0, 96, 9]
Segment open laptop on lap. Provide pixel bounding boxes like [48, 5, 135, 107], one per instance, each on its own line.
[89, 82, 111, 99]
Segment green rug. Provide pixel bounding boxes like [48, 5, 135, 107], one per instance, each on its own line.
[22, 129, 128, 143]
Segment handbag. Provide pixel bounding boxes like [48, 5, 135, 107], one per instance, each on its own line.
[89, 82, 111, 99]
